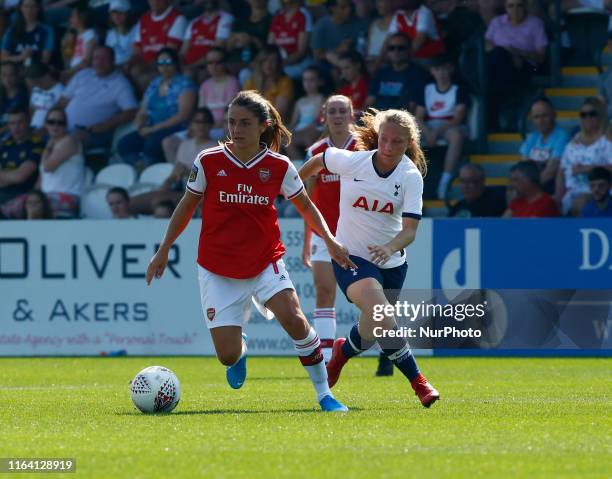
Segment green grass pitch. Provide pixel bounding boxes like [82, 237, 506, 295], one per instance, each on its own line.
[1, 357, 610, 478]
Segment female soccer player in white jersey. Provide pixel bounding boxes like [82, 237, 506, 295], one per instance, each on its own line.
[146, 90, 355, 412]
[298, 108, 440, 408]
[302, 95, 357, 363]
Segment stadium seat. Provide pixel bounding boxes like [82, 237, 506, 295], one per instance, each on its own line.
[138, 163, 174, 186]
[129, 182, 157, 196]
[80, 185, 112, 219]
[95, 163, 137, 189]
[565, 9, 610, 68]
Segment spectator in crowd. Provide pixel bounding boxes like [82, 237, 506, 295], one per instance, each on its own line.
[485, 0, 548, 130]
[1, 0, 53, 66]
[415, 54, 469, 199]
[504, 160, 560, 217]
[39, 107, 84, 219]
[55, 45, 138, 152]
[22, 188, 53, 219]
[0, 61, 29, 128]
[117, 48, 196, 168]
[441, 0, 484, 60]
[130, 107, 216, 215]
[268, 0, 313, 79]
[557, 97, 612, 216]
[244, 45, 294, 119]
[310, 0, 369, 67]
[388, 0, 446, 61]
[26, 62, 64, 135]
[0, 108, 43, 211]
[105, 0, 137, 70]
[582, 167, 612, 217]
[226, 0, 271, 72]
[106, 186, 132, 219]
[180, 0, 234, 79]
[63, 4, 98, 81]
[286, 66, 325, 160]
[152, 199, 174, 218]
[520, 97, 569, 194]
[366, 32, 431, 113]
[448, 163, 506, 217]
[129, 0, 187, 93]
[366, 0, 394, 72]
[198, 46, 239, 140]
[337, 50, 369, 115]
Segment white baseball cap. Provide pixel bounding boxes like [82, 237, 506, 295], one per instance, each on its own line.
[109, 0, 130, 12]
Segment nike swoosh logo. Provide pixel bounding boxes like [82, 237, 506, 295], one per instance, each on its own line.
[353, 178, 364, 182]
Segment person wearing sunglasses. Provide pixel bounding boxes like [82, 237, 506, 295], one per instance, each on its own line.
[117, 47, 196, 169]
[485, 0, 548, 130]
[39, 107, 85, 219]
[365, 32, 431, 114]
[556, 97, 612, 216]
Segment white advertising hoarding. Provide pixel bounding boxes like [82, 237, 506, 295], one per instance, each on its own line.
[0, 218, 432, 356]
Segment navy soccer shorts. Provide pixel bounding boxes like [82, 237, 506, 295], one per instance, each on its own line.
[332, 255, 408, 304]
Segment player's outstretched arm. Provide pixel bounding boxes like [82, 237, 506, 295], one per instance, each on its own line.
[146, 191, 201, 285]
[291, 190, 357, 271]
[298, 153, 325, 181]
[368, 218, 419, 266]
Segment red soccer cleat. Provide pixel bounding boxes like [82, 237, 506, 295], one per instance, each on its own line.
[411, 373, 440, 408]
[326, 338, 349, 388]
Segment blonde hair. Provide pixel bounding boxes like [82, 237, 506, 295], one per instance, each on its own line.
[578, 97, 607, 140]
[228, 90, 292, 152]
[320, 94, 355, 139]
[355, 108, 427, 176]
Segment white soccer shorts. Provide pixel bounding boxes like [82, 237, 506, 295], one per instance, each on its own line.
[310, 234, 331, 263]
[197, 259, 295, 329]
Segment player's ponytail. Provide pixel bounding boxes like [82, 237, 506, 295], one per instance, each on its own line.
[355, 108, 427, 177]
[229, 90, 292, 153]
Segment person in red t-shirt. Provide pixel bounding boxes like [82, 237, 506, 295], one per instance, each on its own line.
[146, 90, 354, 412]
[129, 0, 187, 92]
[302, 94, 357, 363]
[337, 51, 369, 117]
[504, 160, 560, 218]
[268, 0, 313, 79]
[388, 0, 445, 60]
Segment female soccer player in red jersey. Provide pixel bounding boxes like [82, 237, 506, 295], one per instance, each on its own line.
[299, 109, 440, 408]
[146, 90, 354, 412]
[302, 95, 357, 363]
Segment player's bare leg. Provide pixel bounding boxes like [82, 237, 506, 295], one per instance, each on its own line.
[265, 289, 348, 412]
[328, 278, 440, 407]
[312, 260, 337, 363]
[210, 326, 248, 389]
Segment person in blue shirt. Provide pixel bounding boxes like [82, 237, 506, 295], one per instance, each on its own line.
[520, 97, 569, 194]
[582, 167, 612, 218]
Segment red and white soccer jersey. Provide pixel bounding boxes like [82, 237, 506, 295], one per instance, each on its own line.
[306, 134, 357, 236]
[388, 6, 445, 59]
[183, 11, 234, 65]
[323, 147, 423, 269]
[133, 6, 187, 63]
[187, 144, 304, 279]
[269, 7, 312, 58]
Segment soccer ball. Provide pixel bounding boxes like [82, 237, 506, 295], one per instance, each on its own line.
[130, 366, 181, 414]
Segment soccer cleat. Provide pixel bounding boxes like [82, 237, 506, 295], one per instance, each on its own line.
[319, 395, 349, 412]
[226, 334, 247, 390]
[326, 338, 348, 388]
[411, 373, 440, 408]
[375, 352, 394, 377]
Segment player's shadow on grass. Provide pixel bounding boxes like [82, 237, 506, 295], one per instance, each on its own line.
[117, 407, 360, 416]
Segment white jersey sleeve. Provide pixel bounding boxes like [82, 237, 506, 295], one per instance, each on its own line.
[323, 147, 365, 177]
[186, 153, 207, 195]
[217, 13, 234, 40]
[169, 15, 188, 41]
[402, 168, 424, 218]
[281, 160, 304, 199]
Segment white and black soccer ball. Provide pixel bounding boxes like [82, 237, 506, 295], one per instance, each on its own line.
[130, 366, 181, 414]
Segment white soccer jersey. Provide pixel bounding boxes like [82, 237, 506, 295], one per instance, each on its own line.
[323, 147, 423, 269]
